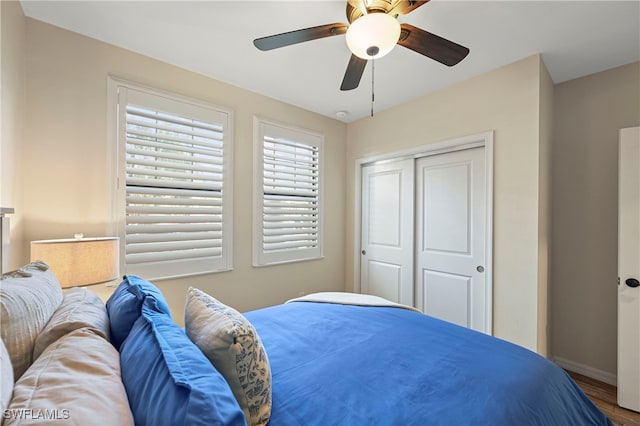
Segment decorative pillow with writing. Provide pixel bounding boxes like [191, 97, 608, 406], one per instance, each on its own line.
[185, 287, 271, 426]
[105, 274, 171, 350]
[4, 328, 134, 426]
[34, 287, 109, 360]
[0, 261, 63, 380]
[120, 297, 246, 426]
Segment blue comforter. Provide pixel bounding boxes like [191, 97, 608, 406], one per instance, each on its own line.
[245, 301, 612, 426]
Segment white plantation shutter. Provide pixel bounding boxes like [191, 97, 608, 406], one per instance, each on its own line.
[116, 84, 232, 279]
[254, 119, 323, 266]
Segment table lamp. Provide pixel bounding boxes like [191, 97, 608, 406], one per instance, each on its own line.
[30, 235, 119, 288]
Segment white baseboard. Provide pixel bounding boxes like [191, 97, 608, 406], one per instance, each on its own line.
[553, 356, 617, 386]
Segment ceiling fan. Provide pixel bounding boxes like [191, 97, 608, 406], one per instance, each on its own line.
[253, 0, 470, 91]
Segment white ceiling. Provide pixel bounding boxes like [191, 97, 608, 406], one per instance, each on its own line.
[20, 1, 640, 122]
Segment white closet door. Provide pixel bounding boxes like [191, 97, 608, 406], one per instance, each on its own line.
[415, 146, 489, 333]
[618, 126, 640, 412]
[360, 159, 414, 305]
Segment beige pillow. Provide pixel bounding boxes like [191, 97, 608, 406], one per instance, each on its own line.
[0, 261, 63, 380]
[4, 328, 134, 426]
[33, 287, 109, 360]
[1, 339, 13, 415]
[185, 287, 272, 426]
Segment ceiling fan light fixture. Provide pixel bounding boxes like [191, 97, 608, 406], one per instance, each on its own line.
[346, 13, 401, 59]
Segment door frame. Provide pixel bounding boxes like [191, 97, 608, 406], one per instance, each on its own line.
[353, 131, 494, 333]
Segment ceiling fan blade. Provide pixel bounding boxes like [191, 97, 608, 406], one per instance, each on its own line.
[254, 23, 348, 51]
[389, 0, 430, 16]
[340, 54, 368, 91]
[398, 23, 469, 66]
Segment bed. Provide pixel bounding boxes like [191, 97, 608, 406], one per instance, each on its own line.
[1, 266, 613, 426]
[244, 292, 612, 426]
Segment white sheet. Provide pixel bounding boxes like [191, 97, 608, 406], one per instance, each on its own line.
[285, 292, 422, 313]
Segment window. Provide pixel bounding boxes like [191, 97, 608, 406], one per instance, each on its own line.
[253, 118, 323, 266]
[112, 80, 233, 280]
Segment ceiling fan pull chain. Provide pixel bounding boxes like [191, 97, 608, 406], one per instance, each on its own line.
[371, 57, 375, 117]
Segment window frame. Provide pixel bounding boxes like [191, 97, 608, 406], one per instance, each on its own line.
[252, 117, 324, 267]
[108, 77, 233, 280]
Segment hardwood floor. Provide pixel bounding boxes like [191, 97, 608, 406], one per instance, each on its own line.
[567, 370, 640, 426]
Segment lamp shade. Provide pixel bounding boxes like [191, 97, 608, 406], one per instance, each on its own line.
[30, 237, 119, 288]
[346, 13, 401, 59]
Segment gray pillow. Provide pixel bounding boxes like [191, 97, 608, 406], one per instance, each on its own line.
[0, 261, 63, 380]
[1, 339, 13, 415]
[5, 328, 134, 426]
[34, 287, 109, 360]
[185, 287, 271, 426]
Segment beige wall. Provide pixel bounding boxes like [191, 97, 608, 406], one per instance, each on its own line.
[551, 61, 640, 376]
[345, 55, 549, 352]
[17, 17, 347, 320]
[537, 59, 554, 356]
[1, 1, 26, 270]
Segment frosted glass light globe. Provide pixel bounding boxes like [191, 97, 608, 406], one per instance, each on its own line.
[346, 13, 401, 59]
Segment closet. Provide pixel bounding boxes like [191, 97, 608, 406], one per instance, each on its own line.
[358, 132, 493, 334]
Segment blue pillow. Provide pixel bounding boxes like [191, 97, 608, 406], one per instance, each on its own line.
[120, 297, 246, 426]
[105, 275, 171, 350]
